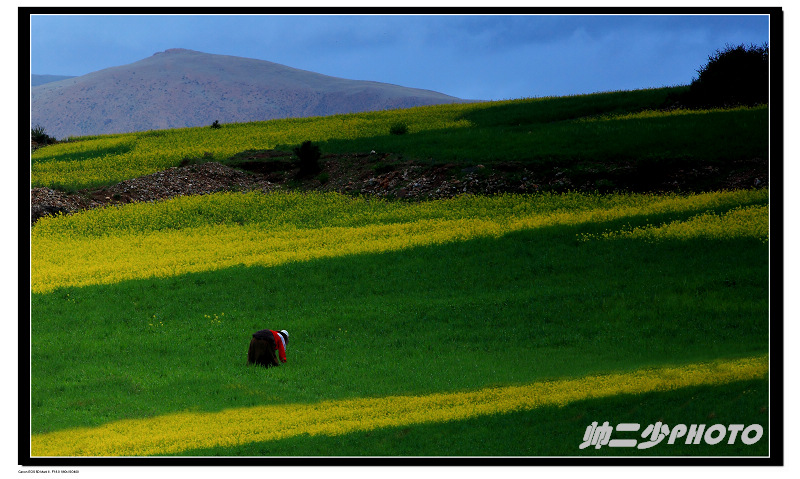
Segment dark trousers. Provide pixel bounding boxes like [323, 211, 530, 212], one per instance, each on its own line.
[247, 337, 280, 367]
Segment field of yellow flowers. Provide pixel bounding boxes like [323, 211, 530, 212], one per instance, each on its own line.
[31, 355, 767, 456]
[29, 88, 771, 457]
[30, 187, 770, 456]
[31, 102, 479, 189]
[32, 189, 768, 294]
[31, 87, 767, 191]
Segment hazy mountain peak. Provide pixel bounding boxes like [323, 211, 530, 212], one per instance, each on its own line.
[31, 49, 468, 139]
[154, 48, 201, 55]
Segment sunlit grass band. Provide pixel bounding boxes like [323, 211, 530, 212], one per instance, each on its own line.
[30, 354, 768, 457]
[30, 189, 768, 294]
[580, 204, 769, 243]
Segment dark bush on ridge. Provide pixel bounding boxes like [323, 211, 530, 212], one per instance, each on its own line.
[210, 120, 222, 129]
[681, 43, 769, 108]
[31, 124, 56, 145]
[294, 140, 322, 177]
[390, 122, 409, 135]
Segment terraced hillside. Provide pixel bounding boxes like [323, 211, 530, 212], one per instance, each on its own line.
[28, 87, 772, 458]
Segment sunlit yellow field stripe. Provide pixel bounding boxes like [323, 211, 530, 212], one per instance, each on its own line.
[31, 355, 768, 457]
[580, 204, 769, 243]
[29, 210, 603, 294]
[575, 105, 766, 122]
[30, 217, 500, 294]
[31, 102, 479, 189]
[31, 188, 768, 293]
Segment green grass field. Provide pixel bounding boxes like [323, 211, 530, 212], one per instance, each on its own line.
[28, 87, 771, 458]
[168, 379, 769, 457]
[31, 86, 767, 190]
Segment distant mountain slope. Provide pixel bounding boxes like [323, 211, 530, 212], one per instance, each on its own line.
[31, 74, 76, 87]
[30, 48, 470, 139]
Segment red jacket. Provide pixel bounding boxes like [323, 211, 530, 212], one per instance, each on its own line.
[270, 330, 287, 363]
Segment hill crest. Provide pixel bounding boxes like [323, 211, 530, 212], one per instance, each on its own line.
[31, 48, 469, 139]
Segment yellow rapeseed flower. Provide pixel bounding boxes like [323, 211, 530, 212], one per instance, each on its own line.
[30, 190, 769, 294]
[30, 355, 768, 456]
[580, 204, 768, 243]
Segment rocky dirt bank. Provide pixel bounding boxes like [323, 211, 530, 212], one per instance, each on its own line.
[30, 152, 768, 226]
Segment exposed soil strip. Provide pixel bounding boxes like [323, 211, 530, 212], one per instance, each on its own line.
[30, 153, 768, 226]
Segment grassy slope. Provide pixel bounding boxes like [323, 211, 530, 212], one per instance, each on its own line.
[171, 379, 769, 457]
[29, 88, 771, 456]
[317, 96, 767, 168]
[31, 209, 768, 435]
[30, 87, 768, 190]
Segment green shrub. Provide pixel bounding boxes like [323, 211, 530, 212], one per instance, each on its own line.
[389, 122, 409, 135]
[682, 43, 769, 108]
[293, 140, 322, 177]
[31, 124, 55, 145]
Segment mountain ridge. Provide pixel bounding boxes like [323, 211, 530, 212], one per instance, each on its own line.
[31, 48, 471, 139]
[31, 74, 77, 87]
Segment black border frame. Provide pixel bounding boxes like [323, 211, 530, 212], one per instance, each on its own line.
[19, 5, 785, 468]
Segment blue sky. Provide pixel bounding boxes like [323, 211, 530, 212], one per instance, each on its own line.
[28, 13, 770, 101]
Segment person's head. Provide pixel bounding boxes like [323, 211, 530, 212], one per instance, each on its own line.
[279, 330, 289, 346]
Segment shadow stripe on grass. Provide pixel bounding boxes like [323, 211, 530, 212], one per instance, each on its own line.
[170, 378, 769, 457]
[31, 189, 768, 294]
[31, 355, 768, 457]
